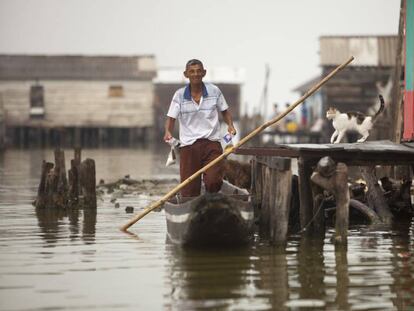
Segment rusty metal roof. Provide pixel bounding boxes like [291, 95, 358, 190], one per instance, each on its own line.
[0, 54, 157, 80]
[319, 35, 398, 67]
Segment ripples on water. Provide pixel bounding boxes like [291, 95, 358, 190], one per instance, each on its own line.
[0, 148, 413, 310]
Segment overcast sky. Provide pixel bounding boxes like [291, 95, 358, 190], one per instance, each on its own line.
[0, 0, 400, 116]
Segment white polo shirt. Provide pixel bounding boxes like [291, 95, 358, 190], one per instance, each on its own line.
[167, 83, 229, 146]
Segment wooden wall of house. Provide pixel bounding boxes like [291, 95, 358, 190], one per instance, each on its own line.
[153, 83, 241, 140]
[321, 66, 394, 141]
[0, 104, 4, 149]
[0, 80, 154, 128]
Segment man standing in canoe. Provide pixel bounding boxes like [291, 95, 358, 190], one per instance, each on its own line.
[164, 59, 236, 197]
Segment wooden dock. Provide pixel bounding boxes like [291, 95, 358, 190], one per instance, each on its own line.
[235, 140, 414, 244]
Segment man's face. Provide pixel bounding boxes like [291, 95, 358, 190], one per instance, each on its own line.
[184, 64, 206, 84]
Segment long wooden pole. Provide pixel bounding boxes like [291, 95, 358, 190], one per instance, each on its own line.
[121, 56, 354, 231]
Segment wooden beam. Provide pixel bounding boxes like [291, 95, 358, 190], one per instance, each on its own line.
[298, 157, 315, 232]
[235, 147, 299, 157]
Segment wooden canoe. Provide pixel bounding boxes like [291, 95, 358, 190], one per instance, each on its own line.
[164, 192, 255, 247]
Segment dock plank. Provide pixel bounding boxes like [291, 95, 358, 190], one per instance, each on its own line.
[236, 141, 414, 166]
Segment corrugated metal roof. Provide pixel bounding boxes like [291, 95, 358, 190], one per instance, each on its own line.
[0, 55, 157, 80]
[319, 35, 398, 67]
[154, 67, 245, 84]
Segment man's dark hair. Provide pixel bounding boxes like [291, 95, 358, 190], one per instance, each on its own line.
[185, 59, 204, 69]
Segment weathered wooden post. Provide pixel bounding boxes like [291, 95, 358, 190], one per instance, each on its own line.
[360, 166, 393, 223]
[251, 158, 264, 220]
[35, 160, 54, 208]
[35, 148, 96, 209]
[298, 157, 314, 231]
[54, 149, 69, 208]
[289, 175, 301, 233]
[310, 182, 325, 236]
[311, 156, 350, 244]
[44, 165, 57, 208]
[68, 159, 79, 204]
[80, 158, 97, 209]
[269, 157, 292, 245]
[260, 164, 271, 233]
[68, 147, 82, 204]
[256, 156, 292, 245]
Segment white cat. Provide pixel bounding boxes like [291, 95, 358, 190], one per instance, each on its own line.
[326, 95, 385, 144]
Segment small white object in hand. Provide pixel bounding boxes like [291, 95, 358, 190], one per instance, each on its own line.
[165, 137, 181, 167]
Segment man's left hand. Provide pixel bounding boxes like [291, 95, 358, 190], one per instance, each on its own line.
[228, 125, 237, 136]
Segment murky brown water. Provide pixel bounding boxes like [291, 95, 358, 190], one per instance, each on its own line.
[1, 148, 413, 311]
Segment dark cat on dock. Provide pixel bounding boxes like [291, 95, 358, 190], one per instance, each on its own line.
[326, 95, 385, 144]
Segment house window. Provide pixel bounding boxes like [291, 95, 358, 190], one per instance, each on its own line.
[108, 85, 124, 97]
[30, 85, 45, 118]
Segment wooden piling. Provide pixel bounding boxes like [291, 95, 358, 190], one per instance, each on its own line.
[269, 158, 292, 245]
[289, 175, 301, 233]
[252, 158, 264, 219]
[311, 157, 350, 244]
[35, 148, 96, 209]
[68, 159, 79, 204]
[74, 147, 82, 197]
[310, 182, 325, 236]
[80, 158, 97, 209]
[260, 165, 271, 233]
[45, 164, 58, 208]
[255, 156, 292, 245]
[35, 161, 54, 208]
[298, 158, 314, 231]
[54, 149, 68, 208]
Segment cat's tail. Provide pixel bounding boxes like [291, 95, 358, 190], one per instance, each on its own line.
[373, 94, 385, 121]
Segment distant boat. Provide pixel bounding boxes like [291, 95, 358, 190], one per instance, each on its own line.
[164, 185, 255, 247]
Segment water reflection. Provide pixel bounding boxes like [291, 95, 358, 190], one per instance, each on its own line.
[165, 247, 254, 310]
[390, 220, 414, 309]
[35, 207, 97, 246]
[296, 236, 326, 307]
[334, 244, 350, 310]
[165, 244, 293, 311]
[252, 245, 289, 311]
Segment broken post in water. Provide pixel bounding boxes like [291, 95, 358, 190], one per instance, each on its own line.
[34, 148, 97, 209]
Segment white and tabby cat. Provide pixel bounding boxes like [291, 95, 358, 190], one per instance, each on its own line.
[326, 95, 385, 144]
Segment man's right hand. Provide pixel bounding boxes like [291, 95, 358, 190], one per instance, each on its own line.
[163, 131, 172, 143]
[164, 117, 176, 143]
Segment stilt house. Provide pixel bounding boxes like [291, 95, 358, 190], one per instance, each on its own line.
[0, 55, 157, 147]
